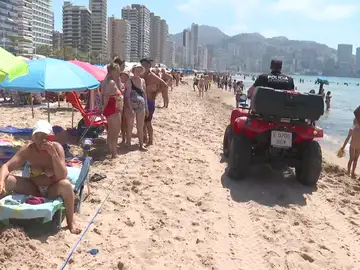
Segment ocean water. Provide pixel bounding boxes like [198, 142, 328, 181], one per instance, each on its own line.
[233, 75, 360, 153]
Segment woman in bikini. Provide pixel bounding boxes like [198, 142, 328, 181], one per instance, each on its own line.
[101, 62, 123, 158]
[124, 64, 148, 150]
[340, 118, 360, 178]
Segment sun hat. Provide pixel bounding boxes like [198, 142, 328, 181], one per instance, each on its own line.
[32, 120, 53, 136]
[132, 64, 145, 73]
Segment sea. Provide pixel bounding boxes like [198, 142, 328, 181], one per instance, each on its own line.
[233, 75, 360, 154]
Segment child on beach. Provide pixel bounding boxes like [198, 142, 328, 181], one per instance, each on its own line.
[325, 91, 332, 110]
[340, 118, 360, 178]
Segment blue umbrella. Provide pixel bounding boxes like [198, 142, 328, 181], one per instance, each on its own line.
[0, 58, 100, 92]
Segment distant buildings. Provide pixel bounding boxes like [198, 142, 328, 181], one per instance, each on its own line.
[356, 47, 360, 74]
[0, 0, 22, 53]
[121, 5, 167, 64]
[167, 40, 176, 67]
[18, 0, 33, 54]
[131, 4, 150, 60]
[52, 31, 63, 52]
[62, 2, 91, 53]
[32, 0, 53, 50]
[107, 17, 131, 62]
[89, 0, 107, 59]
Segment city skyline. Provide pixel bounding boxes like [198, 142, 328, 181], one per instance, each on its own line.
[52, 0, 360, 52]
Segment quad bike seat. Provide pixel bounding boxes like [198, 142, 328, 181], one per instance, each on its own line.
[250, 87, 324, 121]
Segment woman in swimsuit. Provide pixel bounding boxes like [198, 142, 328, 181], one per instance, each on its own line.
[120, 70, 130, 145]
[101, 62, 123, 158]
[124, 64, 148, 150]
[341, 118, 360, 178]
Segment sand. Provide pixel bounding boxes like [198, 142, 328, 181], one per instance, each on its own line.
[1, 82, 360, 270]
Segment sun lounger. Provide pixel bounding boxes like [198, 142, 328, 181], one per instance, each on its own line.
[0, 157, 91, 231]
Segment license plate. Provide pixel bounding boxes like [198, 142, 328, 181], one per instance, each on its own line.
[271, 131, 292, 148]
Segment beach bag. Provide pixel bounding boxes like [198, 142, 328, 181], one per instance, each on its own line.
[77, 119, 104, 139]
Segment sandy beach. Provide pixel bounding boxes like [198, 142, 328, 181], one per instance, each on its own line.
[1, 82, 360, 270]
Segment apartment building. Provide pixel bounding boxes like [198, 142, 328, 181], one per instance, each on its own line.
[17, 0, 33, 54]
[159, 19, 168, 64]
[62, 2, 91, 53]
[89, 0, 107, 59]
[150, 13, 160, 63]
[131, 4, 150, 59]
[52, 30, 63, 52]
[166, 40, 175, 68]
[122, 6, 139, 62]
[107, 17, 130, 62]
[32, 0, 53, 50]
[0, 0, 19, 52]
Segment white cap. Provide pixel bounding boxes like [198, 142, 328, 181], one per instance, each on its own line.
[32, 120, 53, 136]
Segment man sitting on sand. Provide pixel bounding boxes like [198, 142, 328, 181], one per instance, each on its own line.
[140, 58, 168, 145]
[0, 120, 81, 234]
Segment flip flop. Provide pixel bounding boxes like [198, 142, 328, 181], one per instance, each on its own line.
[90, 173, 107, 182]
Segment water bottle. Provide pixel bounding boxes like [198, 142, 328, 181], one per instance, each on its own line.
[81, 138, 92, 156]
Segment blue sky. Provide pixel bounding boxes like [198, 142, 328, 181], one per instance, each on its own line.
[53, 0, 360, 51]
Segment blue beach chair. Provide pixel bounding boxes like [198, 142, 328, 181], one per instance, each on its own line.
[0, 157, 92, 231]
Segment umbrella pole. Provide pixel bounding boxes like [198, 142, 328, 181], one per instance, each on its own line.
[30, 93, 34, 118]
[71, 107, 74, 128]
[47, 99, 50, 123]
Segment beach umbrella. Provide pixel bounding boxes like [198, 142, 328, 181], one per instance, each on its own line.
[69, 60, 107, 81]
[16, 56, 30, 62]
[0, 58, 100, 120]
[0, 48, 29, 82]
[0, 58, 99, 92]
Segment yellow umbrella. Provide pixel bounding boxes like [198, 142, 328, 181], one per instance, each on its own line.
[0, 48, 29, 82]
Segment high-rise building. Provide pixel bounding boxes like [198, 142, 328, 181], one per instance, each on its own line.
[63, 2, 91, 53]
[107, 17, 131, 62]
[150, 13, 161, 63]
[131, 4, 150, 59]
[356, 47, 360, 74]
[32, 0, 53, 50]
[337, 44, 353, 76]
[190, 23, 199, 69]
[182, 29, 190, 67]
[122, 6, 139, 62]
[0, 0, 20, 53]
[52, 31, 63, 52]
[198, 45, 208, 70]
[337, 44, 353, 64]
[18, 0, 33, 54]
[159, 19, 168, 64]
[166, 40, 175, 67]
[89, 0, 107, 60]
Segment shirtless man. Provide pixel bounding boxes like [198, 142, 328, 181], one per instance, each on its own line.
[0, 120, 81, 234]
[161, 69, 173, 92]
[140, 58, 168, 145]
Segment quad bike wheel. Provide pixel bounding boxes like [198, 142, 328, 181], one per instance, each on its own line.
[223, 125, 233, 157]
[295, 140, 322, 186]
[227, 134, 251, 180]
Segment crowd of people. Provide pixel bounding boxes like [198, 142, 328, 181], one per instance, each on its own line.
[100, 57, 183, 158]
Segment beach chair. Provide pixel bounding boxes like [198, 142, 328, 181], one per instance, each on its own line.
[0, 157, 92, 232]
[65, 91, 107, 131]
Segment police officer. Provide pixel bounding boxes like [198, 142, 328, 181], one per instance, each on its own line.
[247, 60, 295, 99]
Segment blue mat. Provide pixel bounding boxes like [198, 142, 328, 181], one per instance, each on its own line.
[0, 126, 32, 136]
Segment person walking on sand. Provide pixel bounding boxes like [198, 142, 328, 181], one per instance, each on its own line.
[340, 118, 360, 178]
[198, 75, 205, 98]
[140, 58, 168, 145]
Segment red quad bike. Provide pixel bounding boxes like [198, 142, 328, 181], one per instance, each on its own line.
[223, 87, 324, 186]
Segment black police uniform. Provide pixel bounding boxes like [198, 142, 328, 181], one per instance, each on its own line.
[253, 71, 295, 90]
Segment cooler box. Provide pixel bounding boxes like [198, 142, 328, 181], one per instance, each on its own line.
[251, 87, 324, 121]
